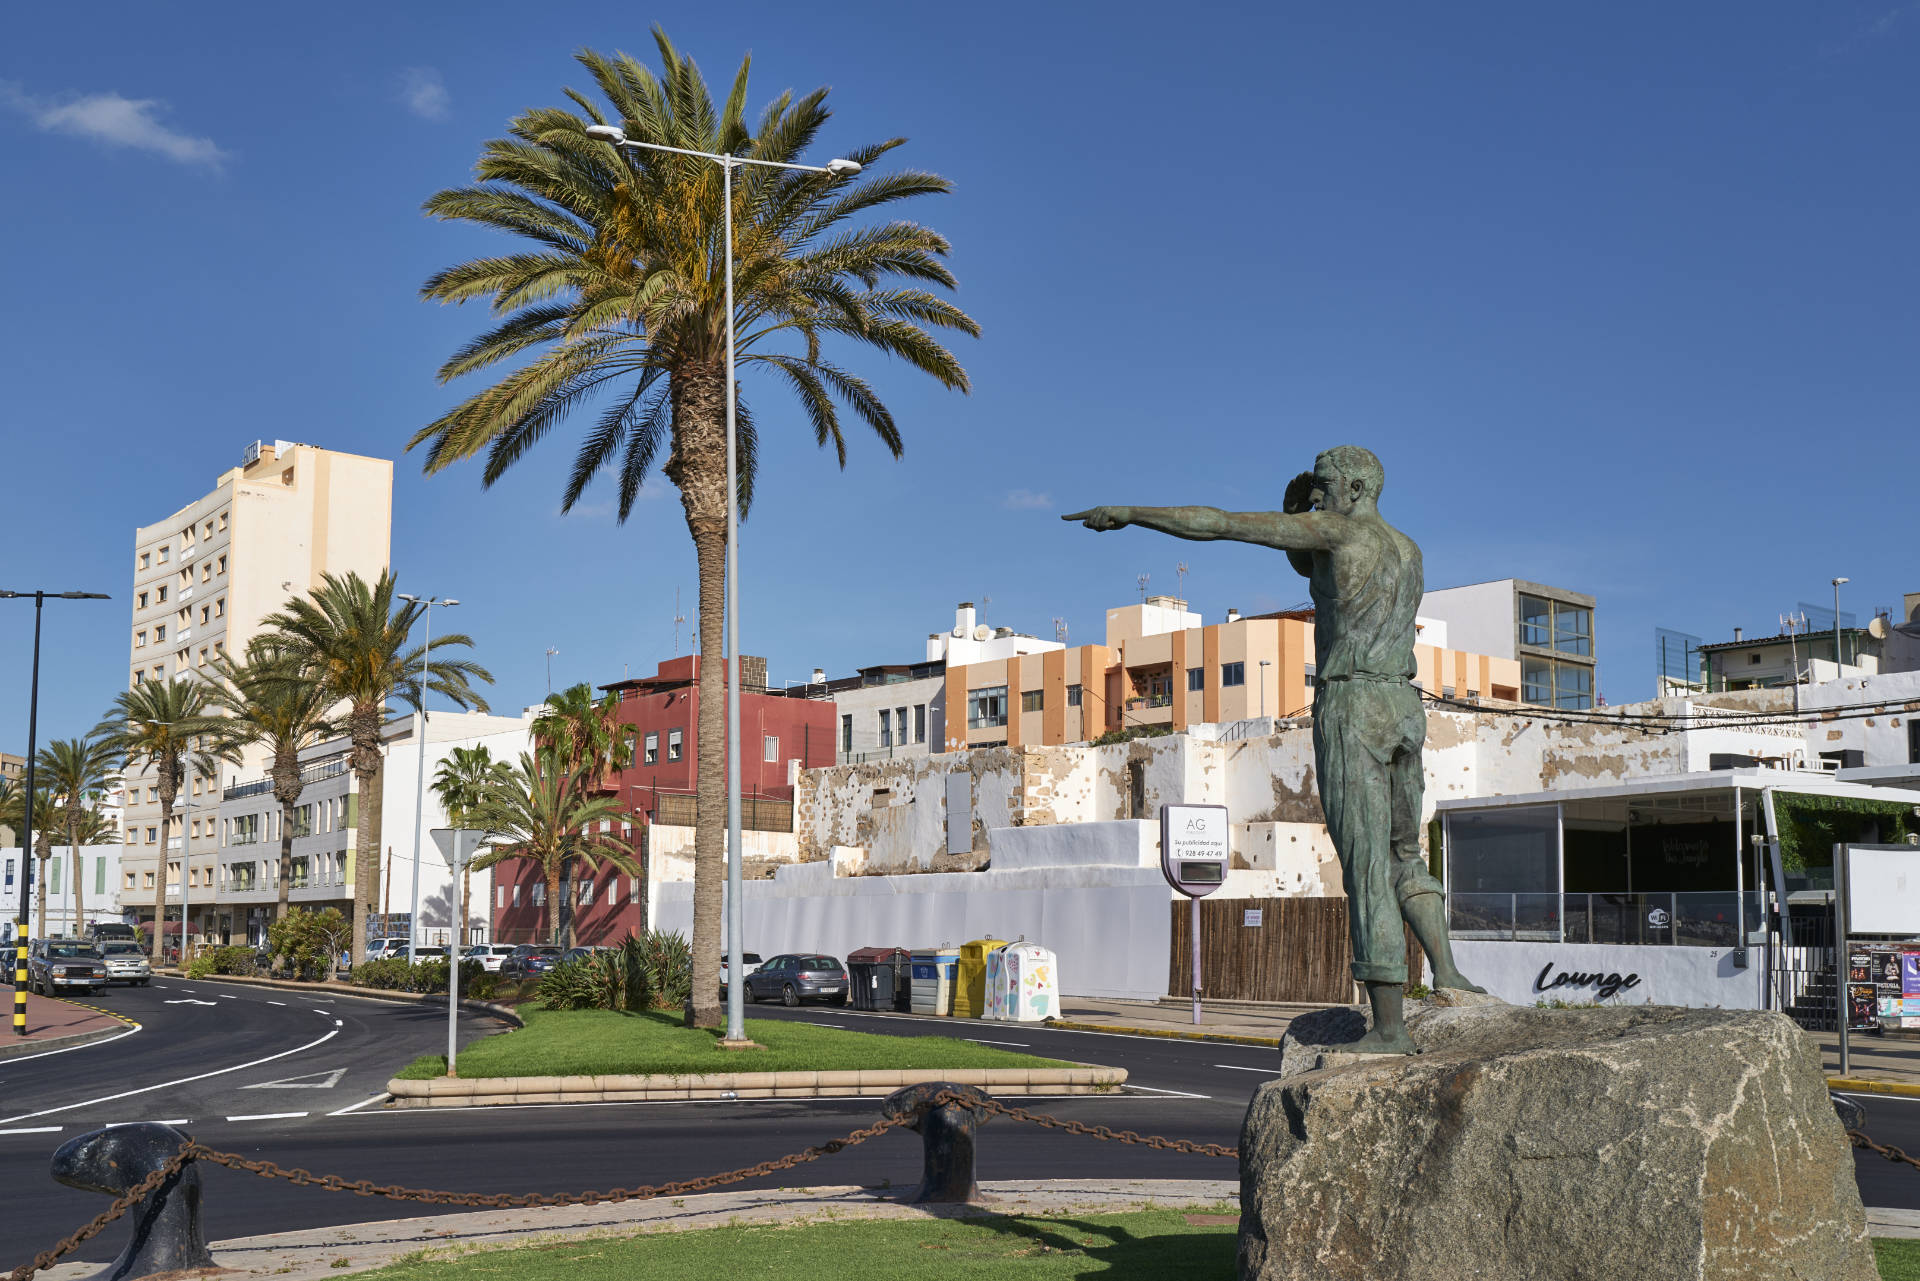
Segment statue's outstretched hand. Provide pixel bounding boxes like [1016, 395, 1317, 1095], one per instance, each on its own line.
[1283, 471, 1318, 516]
[1061, 506, 1131, 532]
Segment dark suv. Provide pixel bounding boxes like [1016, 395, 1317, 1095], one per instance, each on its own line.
[500, 945, 564, 980]
[27, 938, 108, 996]
[744, 954, 848, 1006]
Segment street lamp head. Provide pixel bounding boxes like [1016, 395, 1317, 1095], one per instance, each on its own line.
[60, 592, 111, 599]
[399, 594, 419, 604]
[1833, 577, 1850, 587]
[585, 124, 628, 145]
[824, 158, 862, 177]
[442, 599, 460, 608]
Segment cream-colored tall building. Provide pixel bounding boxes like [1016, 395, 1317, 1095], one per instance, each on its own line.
[120, 440, 391, 943]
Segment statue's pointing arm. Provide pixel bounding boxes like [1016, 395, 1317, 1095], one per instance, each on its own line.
[1062, 505, 1340, 555]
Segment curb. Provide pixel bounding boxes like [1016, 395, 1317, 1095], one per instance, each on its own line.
[386, 1064, 1130, 1107]
[184, 974, 524, 1028]
[1828, 1077, 1920, 1098]
[1044, 1019, 1282, 1049]
[0, 1023, 129, 1059]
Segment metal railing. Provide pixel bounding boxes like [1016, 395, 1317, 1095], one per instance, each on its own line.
[1448, 891, 1760, 947]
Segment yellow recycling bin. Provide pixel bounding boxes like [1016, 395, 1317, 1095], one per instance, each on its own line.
[953, 937, 1009, 1019]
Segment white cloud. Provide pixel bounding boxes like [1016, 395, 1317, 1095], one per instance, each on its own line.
[400, 67, 450, 121]
[0, 81, 227, 168]
[1002, 488, 1053, 511]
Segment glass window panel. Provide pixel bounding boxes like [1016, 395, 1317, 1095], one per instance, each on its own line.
[1521, 657, 1553, 704]
[1554, 604, 1592, 656]
[1447, 805, 1560, 895]
[1555, 664, 1593, 710]
[1187, 667, 1204, 691]
[1519, 594, 1552, 648]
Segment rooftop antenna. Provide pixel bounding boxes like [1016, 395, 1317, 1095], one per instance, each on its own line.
[1176, 562, 1189, 602]
[1137, 573, 1150, 603]
[1053, 616, 1068, 644]
[981, 594, 992, 627]
[545, 647, 559, 697]
[673, 588, 687, 656]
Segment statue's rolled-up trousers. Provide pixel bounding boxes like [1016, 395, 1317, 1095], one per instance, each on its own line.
[1312, 675, 1445, 985]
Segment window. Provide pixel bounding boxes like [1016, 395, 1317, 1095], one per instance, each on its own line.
[1221, 661, 1246, 687]
[145, 826, 158, 843]
[136, 631, 147, 648]
[896, 707, 909, 743]
[204, 520, 214, 539]
[138, 592, 148, 609]
[1066, 684, 1083, 708]
[643, 732, 659, 765]
[125, 871, 136, 891]
[667, 729, 683, 762]
[1554, 605, 1592, 657]
[201, 564, 212, 584]
[1187, 666, 1204, 692]
[49, 860, 59, 894]
[578, 879, 593, 906]
[156, 585, 167, 603]
[763, 735, 779, 763]
[218, 511, 228, 532]
[2, 859, 10, 889]
[879, 709, 893, 748]
[157, 546, 169, 563]
[1554, 664, 1592, 710]
[1305, 663, 1318, 688]
[914, 704, 927, 744]
[840, 714, 853, 752]
[512, 884, 521, 907]
[1021, 689, 1044, 712]
[139, 552, 151, 570]
[531, 882, 545, 906]
[1749, 653, 1763, 666]
[967, 685, 1008, 729]
[143, 871, 155, 889]
[1519, 594, 1552, 648]
[197, 647, 208, 667]
[1521, 658, 1552, 705]
[1910, 719, 1920, 766]
[497, 886, 506, 908]
[147, 786, 157, 803]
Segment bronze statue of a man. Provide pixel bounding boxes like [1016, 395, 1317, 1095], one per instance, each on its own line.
[1065, 445, 1481, 1053]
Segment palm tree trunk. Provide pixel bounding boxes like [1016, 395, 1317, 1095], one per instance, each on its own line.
[352, 762, 383, 966]
[459, 867, 472, 951]
[34, 843, 48, 941]
[152, 795, 172, 965]
[545, 864, 563, 947]
[69, 812, 85, 934]
[277, 802, 293, 919]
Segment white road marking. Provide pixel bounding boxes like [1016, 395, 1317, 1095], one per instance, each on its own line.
[108, 1119, 189, 1127]
[1837, 1091, 1920, 1104]
[225, 1112, 308, 1122]
[165, 1000, 218, 1007]
[333, 1020, 342, 1028]
[967, 1038, 1030, 1047]
[0, 1023, 140, 1065]
[327, 1093, 388, 1116]
[0, 1126, 64, 1136]
[267, 1001, 287, 1007]
[0, 1028, 341, 1126]
[219, 995, 236, 1000]
[1121, 1084, 1212, 1099]
[245, 1068, 345, 1090]
[1213, 1064, 1281, 1074]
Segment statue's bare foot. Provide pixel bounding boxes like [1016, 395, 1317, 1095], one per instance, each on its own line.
[1431, 970, 1486, 994]
[1346, 1025, 1419, 1055]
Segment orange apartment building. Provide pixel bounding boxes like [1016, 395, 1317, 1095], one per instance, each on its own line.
[943, 596, 1521, 751]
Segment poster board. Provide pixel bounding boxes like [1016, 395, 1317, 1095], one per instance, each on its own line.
[1844, 845, 1920, 936]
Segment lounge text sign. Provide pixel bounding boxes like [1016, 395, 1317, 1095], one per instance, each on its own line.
[1160, 803, 1229, 899]
[1533, 962, 1642, 1002]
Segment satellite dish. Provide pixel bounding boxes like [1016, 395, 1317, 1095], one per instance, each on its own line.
[973, 625, 992, 641]
[953, 625, 966, 638]
[1869, 616, 1890, 640]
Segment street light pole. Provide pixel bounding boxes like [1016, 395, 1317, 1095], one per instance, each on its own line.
[585, 123, 859, 1045]
[2, 590, 110, 1034]
[1832, 578, 1850, 681]
[400, 596, 458, 964]
[1258, 660, 1271, 720]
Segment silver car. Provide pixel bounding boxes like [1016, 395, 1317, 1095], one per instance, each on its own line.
[97, 941, 152, 986]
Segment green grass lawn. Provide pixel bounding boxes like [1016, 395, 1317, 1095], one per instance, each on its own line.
[1879, 1238, 1920, 1279]
[396, 1005, 1078, 1079]
[354, 1209, 1238, 1280]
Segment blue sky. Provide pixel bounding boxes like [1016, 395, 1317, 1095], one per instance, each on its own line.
[3, 2, 1916, 747]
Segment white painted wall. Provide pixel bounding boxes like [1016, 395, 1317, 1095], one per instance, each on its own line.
[1419, 580, 1516, 661]
[1452, 940, 1764, 1009]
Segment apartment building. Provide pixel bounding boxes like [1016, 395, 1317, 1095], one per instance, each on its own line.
[121, 439, 392, 944]
[943, 596, 1523, 751]
[1418, 578, 1598, 709]
[0, 753, 22, 847]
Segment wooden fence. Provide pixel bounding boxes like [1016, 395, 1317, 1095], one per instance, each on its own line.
[1167, 897, 1422, 1003]
[651, 792, 792, 832]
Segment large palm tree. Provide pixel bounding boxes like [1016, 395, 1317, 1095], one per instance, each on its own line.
[208, 640, 343, 930]
[411, 34, 976, 1024]
[469, 749, 639, 947]
[533, 682, 635, 943]
[431, 744, 512, 944]
[261, 570, 493, 962]
[36, 736, 121, 934]
[94, 679, 229, 963]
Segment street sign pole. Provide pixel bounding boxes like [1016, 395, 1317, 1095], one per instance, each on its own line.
[1160, 803, 1230, 1027]
[431, 828, 484, 1078]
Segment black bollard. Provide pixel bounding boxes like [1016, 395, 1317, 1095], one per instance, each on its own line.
[882, 1081, 993, 1204]
[51, 1123, 213, 1281]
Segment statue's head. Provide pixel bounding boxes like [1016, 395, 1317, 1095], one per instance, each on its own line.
[1311, 446, 1384, 515]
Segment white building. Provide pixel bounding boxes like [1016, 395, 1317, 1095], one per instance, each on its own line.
[1420, 578, 1598, 709]
[1, 844, 129, 940]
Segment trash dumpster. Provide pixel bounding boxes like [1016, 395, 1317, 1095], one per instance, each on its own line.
[985, 942, 1060, 1022]
[953, 937, 1009, 1019]
[911, 946, 961, 1016]
[848, 946, 911, 1012]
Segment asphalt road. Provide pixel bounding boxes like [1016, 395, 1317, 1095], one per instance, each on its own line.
[6, 986, 1918, 1270]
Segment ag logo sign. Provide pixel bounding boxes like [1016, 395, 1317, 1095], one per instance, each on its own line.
[1160, 803, 1229, 898]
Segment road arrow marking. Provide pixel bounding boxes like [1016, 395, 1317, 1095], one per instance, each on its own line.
[164, 999, 218, 1006]
[243, 1068, 346, 1090]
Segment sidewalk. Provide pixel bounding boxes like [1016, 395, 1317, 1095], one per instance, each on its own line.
[1050, 997, 1323, 1045]
[0, 991, 129, 1058]
[35, 1179, 1239, 1281]
[1818, 1030, 1920, 1093]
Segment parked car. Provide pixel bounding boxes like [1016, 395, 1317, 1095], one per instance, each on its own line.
[362, 938, 410, 963]
[97, 941, 152, 986]
[412, 946, 449, 961]
[743, 954, 848, 1007]
[718, 951, 764, 995]
[86, 922, 140, 947]
[27, 938, 108, 996]
[499, 945, 564, 980]
[464, 944, 519, 973]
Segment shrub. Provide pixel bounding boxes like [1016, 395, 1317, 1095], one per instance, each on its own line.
[636, 930, 691, 1010]
[185, 954, 217, 978]
[268, 907, 349, 981]
[354, 957, 411, 990]
[536, 933, 690, 1012]
[353, 957, 488, 995]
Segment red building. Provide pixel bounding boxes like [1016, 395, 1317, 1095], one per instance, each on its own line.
[491, 655, 838, 945]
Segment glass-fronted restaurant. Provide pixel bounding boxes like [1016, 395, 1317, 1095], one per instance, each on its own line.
[1438, 771, 1920, 1010]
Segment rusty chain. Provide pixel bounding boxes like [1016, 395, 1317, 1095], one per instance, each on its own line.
[7, 1145, 194, 1281]
[1849, 1127, 1920, 1172]
[10, 1089, 1234, 1281]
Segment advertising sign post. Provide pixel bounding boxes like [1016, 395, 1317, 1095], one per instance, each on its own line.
[430, 828, 486, 1077]
[1160, 803, 1229, 1026]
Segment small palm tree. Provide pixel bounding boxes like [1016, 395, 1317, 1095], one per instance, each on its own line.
[432, 744, 512, 944]
[468, 749, 638, 947]
[412, 34, 976, 1024]
[261, 570, 493, 961]
[208, 640, 343, 930]
[532, 683, 633, 791]
[36, 736, 121, 935]
[95, 679, 230, 964]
